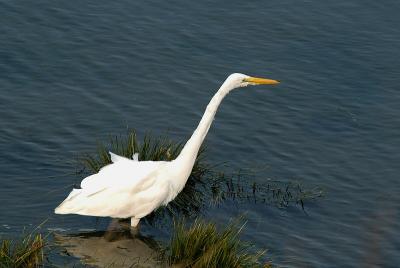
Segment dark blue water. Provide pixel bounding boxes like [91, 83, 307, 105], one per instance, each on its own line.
[1, 0, 399, 267]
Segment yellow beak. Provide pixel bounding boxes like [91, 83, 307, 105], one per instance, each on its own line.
[243, 76, 280, 85]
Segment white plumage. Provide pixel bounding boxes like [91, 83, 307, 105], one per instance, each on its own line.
[55, 73, 279, 227]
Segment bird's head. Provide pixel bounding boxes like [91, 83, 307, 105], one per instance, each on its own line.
[223, 73, 280, 92]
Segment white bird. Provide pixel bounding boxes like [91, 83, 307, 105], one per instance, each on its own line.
[55, 73, 279, 227]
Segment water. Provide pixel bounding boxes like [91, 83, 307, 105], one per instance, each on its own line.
[1, 0, 399, 267]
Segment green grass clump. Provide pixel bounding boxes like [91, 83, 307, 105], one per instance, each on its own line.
[0, 232, 45, 268]
[167, 218, 269, 268]
[80, 130, 191, 173]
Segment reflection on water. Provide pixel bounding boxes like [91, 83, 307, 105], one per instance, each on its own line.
[54, 221, 163, 267]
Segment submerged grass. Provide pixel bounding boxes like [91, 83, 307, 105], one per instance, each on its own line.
[210, 171, 324, 209]
[0, 231, 45, 268]
[167, 218, 270, 268]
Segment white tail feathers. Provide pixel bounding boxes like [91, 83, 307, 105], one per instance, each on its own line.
[54, 188, 82, 214]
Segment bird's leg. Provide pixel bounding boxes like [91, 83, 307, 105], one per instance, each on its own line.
[131, 217, 140, 228]
[130, 217, 140, 236]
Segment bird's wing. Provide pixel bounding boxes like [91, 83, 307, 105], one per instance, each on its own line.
[55, 176, 171, 218]
[80, 152, 164, 192]
[55, 152, 171, 218]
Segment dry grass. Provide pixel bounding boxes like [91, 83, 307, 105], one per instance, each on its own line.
[0, 232, 45, 268]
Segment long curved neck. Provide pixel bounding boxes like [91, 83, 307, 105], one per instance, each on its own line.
[176, 81, 232, 169]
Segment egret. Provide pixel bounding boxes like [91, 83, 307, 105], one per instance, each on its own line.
[55, 73, 279, 227]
